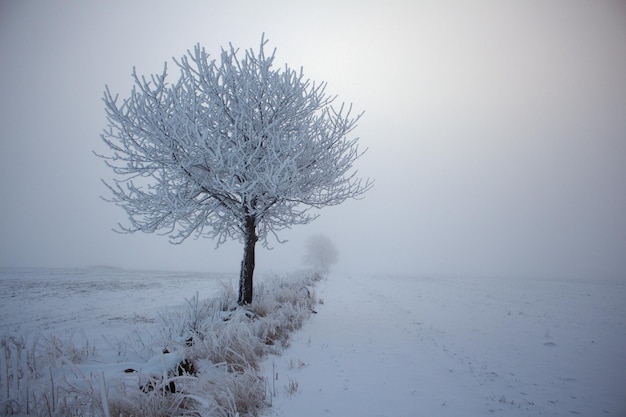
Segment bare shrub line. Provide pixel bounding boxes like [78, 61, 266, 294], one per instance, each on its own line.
[1, 269, 322, 416]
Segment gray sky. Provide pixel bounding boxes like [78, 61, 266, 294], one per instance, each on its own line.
[1, 0, 625, 280]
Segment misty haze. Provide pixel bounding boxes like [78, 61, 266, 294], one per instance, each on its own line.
[1, 1, 624, 416]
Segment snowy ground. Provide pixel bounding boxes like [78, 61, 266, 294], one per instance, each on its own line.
[1, 268, 625, 416]
[0, 267, 234, 357]
[263, 274, 626, 416]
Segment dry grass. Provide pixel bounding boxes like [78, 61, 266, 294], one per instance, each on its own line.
[1, 269, 321, 417]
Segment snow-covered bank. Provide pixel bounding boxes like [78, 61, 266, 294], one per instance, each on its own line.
[1, 267, 318, 416]
[263, 274, 626, 416]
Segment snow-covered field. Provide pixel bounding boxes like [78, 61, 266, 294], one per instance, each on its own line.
[264, 274, 626, 416]
[1, 267, 234, 350]
[1, 268, 625, 416]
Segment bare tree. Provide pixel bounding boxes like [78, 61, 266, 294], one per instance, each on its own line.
[98, 36, 372, 304]
[303, 235, 339, 275]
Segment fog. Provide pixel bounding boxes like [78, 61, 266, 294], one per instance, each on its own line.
[1, 1, 625, 280]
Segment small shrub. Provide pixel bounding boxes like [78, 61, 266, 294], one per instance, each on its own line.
[209, 367, 266, 417]
[285, 377, 299, 396]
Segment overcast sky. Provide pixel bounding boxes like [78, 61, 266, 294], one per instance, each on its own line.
[1, 1, 625, 280]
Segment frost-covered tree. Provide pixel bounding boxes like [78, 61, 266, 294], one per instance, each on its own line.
[303, 235, 339, 275]
[98, 36, 372, 304]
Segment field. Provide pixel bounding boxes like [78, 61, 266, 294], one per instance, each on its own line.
[265, 273, 626, 416]
[1, 268, 625, 416]
[1, 267, 232, 347]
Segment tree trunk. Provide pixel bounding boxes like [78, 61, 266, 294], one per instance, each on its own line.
[238, 215, 257, 305]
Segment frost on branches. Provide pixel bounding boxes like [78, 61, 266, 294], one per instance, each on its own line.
[98, 35, 372, 304]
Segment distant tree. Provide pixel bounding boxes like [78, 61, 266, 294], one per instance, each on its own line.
[98, 36, 372, 304]
[303, 234, 339, 275]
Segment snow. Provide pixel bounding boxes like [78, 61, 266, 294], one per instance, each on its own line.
[1, 268, 625, 416]
[0, 267, 231, 348]
[263, 274, 626, 416]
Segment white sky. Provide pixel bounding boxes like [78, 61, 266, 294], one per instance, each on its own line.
[1, 0, 625, 280]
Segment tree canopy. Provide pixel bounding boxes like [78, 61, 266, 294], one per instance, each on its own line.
[98, 36, 372, 303]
